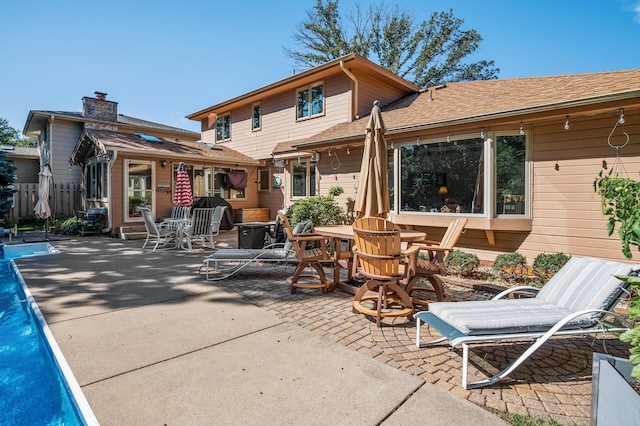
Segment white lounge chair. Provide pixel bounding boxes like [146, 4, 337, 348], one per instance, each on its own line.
[200, 219, 312, 281]
[414, 256, 639, 389]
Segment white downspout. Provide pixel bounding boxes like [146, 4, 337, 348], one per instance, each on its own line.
[106, 149, 118, 234]
[340, 60, 358, 121]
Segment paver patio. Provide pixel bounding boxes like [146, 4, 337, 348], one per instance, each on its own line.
[15, 230, 632, 425]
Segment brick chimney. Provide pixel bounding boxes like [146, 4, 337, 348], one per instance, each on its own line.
[82, 91, 118, 130]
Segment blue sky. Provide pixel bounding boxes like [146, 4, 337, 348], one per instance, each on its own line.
[1, 0, 639, 135]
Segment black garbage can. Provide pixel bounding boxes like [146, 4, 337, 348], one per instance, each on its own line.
[238, 223, 269, 249]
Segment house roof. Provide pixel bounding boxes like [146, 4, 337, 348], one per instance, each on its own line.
[23, 110, 200, 139]
[186, 53, 420, 120]
[0, 145, 38, 159]
[70, 130, 258, 166]
[294, 69, 640, 149]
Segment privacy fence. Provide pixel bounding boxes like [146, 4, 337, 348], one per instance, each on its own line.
[9, 182, 83, 222]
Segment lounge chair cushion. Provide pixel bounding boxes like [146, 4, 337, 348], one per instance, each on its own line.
[206, 248, 289, 261]
[429, 256, 635, 336]
[535, 257, 633, 316]
[428, 298, 577, 335]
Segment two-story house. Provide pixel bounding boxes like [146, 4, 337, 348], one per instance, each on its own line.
[189, 54, 640, 263]
[186, 54, 420, 218]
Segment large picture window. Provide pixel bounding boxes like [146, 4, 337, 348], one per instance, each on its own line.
[296, 83, 324, 120]
[400, 137, 484, 214]
[125, 160, 153, 220]
[291, 159, 316, 197]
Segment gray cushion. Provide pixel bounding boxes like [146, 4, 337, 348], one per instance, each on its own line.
[284, 219, 312, 253]
[206, 248, 289, 261]
[428, 256, 638, 336]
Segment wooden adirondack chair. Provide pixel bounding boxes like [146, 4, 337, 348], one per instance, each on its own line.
[404, 217, 467, 306]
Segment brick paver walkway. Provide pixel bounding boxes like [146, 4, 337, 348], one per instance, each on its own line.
[201, 262, 630, 425]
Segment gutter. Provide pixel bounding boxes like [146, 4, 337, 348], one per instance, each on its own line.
[339, 60, 358, 121]
[105, 149, 118, 234]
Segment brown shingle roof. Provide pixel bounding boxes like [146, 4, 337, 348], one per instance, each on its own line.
[297, 69, 640, 147]
[80, 130, 258, 165]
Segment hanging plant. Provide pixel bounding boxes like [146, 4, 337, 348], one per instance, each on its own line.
[594, 169, 640, 380]
[593, 169, 640, 259]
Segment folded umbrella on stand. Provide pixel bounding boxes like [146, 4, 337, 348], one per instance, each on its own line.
[34, 165, 53, 239]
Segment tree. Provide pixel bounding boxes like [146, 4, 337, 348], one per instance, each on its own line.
[0, 150, 16, 221]
[0, 118, 37, 147]
[285, 1, 499, 87]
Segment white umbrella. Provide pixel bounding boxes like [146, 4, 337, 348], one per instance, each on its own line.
[34, 166, 52, 219]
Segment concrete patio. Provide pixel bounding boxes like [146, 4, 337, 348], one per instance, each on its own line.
[13, 230, 631, 425]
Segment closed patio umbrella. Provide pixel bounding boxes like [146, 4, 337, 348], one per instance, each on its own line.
[355, 100, 390, 218]
[34, 165, 53, 239]
[173, 162, 193, 207]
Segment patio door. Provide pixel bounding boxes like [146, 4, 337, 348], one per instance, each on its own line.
[125, 160, 155, 220]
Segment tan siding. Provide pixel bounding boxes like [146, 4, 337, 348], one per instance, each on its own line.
[217, 74, 353, 160]
[356, 72, 413, 117]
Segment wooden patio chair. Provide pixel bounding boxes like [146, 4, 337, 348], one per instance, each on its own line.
[404, 217, 467, 306]
[351, 217, 419, 327]
[277, 212, 332, 294]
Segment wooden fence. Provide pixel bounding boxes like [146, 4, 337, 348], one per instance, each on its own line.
[10, 182, 83, 222]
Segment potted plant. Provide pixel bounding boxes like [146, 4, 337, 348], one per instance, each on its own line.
[592, 171, 640, 423]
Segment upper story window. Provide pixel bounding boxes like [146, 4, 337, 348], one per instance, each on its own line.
[216, 113, 231, 141]
[252, 103, 261, 131]
[296, 83, 324, 120]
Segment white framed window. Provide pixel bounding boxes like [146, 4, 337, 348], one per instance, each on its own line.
[395, 131, 530, 218]
[252, 103, 261, 131]
[296, 83, 324, 120]
[291, 159, 316, 198]
[216, 113, 231, 141]
[214, 167, 247, 199]
[125, 160, 154, 221]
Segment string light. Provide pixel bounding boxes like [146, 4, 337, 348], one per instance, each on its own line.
[520, 122, 524, 135]
[346, 147, 350, 155]
[416, 136, 420, 146]
[564, 116, 570, 130]
[446, 133, 450, 143]
[480, 128, 484, 139]
[619, 108, 625, 124]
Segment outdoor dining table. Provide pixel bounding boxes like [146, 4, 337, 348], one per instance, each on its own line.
[314, 225, 426, 294]
[164, 218, 191, 250]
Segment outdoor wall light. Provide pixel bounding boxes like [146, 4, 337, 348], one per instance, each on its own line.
[564, 116, 570, 130]
[161, 160, 166, 168]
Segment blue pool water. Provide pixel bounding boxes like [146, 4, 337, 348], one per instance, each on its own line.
[0, 243, 96, 425]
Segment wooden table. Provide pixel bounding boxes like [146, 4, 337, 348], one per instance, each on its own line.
[314, 225, 426, 294]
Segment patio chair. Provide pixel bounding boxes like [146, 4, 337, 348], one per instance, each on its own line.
[278, 212, 332, 294]
[404, 217, 467, 306]
[139, 207, 177, 251]
[199, 219, 312, 281]
[414, 256, 639, 389]
[183, 207, 226, 251]
[351, 217, 420, 327]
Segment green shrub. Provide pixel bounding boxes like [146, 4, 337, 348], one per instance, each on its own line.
[493, 252, 527, 271]
[444, 250, 479, 277]
[533, 252, 570, 278]
[286, 195, 348, 227]
[55, 216, 81, 236]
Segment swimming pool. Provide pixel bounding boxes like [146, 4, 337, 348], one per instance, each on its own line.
[0, 243, 98, 425]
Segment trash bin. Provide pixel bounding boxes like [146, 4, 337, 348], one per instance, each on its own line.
[238, 222, 269, 249]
